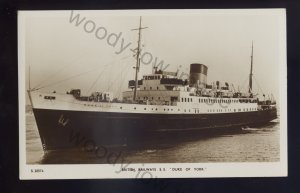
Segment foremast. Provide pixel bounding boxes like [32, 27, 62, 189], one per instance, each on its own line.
[131, 16, 148, 101]
[27, 65, 34, 108]
[249, 41, 253, 93]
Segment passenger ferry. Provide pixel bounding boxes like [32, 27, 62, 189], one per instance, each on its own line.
[28, 17, 277, 150]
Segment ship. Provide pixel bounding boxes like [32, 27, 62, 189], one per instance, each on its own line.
[28, 17, 277, 150]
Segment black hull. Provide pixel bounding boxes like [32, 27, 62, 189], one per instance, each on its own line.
[33, 108, 277, 150]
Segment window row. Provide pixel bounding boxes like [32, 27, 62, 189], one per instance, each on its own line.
[144, 86, 159, 90]
[180, 97, 257, 104]
[207, 108, 257, 113]
[144, 75, 161, 80]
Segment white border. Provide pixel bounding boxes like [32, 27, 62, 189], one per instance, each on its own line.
[18, 9, 287, 179]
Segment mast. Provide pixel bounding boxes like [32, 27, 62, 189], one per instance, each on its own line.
[249, 41, 253, 93]
[29, 65, 31, 91]
[131, 16, 148, 101]
[27, 65, 34, 108]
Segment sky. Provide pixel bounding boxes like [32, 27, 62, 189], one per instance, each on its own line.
[20, 10, 286, 103]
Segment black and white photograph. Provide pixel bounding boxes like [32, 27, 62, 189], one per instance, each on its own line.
[18, 9, 287, 179]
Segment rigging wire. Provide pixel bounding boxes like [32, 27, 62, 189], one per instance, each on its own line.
[106, 60, 132, 93]
[253, 75, 265, 95]
[115, 62, 132, 99]
[105, 51, 136, 92]
[33, 65, 108, 91]
[32, 47, 91, 90]
[239, 76, 249, 92]
[86, 62, 114, 95]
